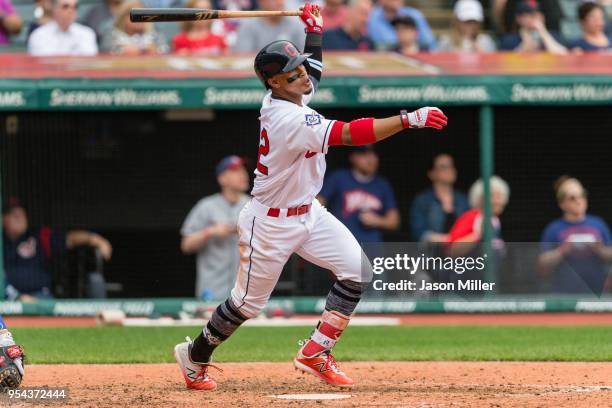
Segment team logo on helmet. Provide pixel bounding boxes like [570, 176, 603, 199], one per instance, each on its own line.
[284, 43, 298, 57]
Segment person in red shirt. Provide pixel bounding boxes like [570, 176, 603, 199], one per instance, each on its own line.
[448, 175, 510, 250]
[173, 0, 228, 55]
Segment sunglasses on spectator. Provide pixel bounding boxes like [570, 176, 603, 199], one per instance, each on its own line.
[60, 3, 78, 9]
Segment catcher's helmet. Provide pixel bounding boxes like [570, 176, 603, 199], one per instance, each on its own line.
[254, 40, 311, 89]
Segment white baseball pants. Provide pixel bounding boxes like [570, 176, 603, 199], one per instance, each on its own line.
[230, 198, 369, 318]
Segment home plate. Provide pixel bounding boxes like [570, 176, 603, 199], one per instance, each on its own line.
[271, 393, 352, 400]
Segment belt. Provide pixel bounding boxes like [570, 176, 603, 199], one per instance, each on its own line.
[267, 204, 311, 218]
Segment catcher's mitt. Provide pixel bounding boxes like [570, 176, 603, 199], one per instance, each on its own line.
[0, 345, 24, 391]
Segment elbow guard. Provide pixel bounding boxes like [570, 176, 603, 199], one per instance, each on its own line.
[328, 118, 376, 146]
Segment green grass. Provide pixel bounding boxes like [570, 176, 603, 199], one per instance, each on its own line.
[10, 326, 612, 364]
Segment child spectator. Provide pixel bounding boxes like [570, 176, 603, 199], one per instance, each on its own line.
[391, 15, 422, 54]
[173, 0, 227, 55]
[367, 0, 436, 50]
[107, 0, 169, 55]
[322, 0, 374, 50]
[571, 1, 611, 52]
[0, 0, 22, 45]
[28, 0, 98, 56]
[438, 0, 497, 53]
[499, 0, 567, 54]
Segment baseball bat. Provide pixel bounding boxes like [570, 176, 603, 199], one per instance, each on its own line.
[130, 8, 302, 22]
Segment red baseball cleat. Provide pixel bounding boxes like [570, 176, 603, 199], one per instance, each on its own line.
[174, 337, 217, 391]
[293, 346, 354, 388]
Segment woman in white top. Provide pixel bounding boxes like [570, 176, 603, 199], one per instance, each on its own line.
[438, 0, 497, 53]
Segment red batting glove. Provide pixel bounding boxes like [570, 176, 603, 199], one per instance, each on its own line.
[403, 107, 448, 130]
[300, 3, 323, 33]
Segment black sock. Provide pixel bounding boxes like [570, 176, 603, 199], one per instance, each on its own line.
[190, 328, 218, 364]
[189, 298, 248, 364]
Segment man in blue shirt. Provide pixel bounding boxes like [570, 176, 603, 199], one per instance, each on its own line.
[323, 0, 374, 50]
[367, 0, 436, 50]
[318, 145, 399, 243]
[538, 177, 612, 294]
[2, 199, 112, 300]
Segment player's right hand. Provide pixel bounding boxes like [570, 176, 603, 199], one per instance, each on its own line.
[299, 3, 323, 34]
[407, 107, 448, 130]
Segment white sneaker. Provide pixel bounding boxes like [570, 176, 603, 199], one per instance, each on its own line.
[173, 337, 217, 390]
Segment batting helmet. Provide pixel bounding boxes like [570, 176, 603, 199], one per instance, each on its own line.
[254, 40, 311, 89]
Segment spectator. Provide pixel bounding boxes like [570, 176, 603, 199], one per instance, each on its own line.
[321, 0, 348, 31]
[233, 0, 305, 52]
[410, 154, 470, 243]
[2, 199, 112, 301]
[81, 0, 124, 52]
[538, 176, 612, 294]
[212, 0, 255, 10]
[571, 1, 612, 52]
[318, 145, 400, 244]
[367, 0, 436, 51]
[181, 156, 250, 300]
[27, 0, 52, 39]
[438, 0, 497, 53]
[391, 15, 422, 54]
[322, 0, 374, 50]
[28, 0, 98, 56]
[173, 0, 227, 55]
[447, 175, 509, 250]
[0, 0, 22, 46]
[499, 0, 567, 54]
[106, 0, 169, 55]
[494, 0, 563, 34]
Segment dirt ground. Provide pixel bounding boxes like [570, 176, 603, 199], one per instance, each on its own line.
[4, 362, 611, 407]
[5, 314, 612, 407]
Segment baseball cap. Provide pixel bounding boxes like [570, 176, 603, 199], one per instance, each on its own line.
[454, 0, 484, 22]
[391, 15, 417, 29]
[516, 0, 540, 14]
[215, 155, 246, 176]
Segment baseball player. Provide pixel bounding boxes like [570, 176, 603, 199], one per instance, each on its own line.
[174, 3, 448, 390]
[0, 316, 25, 390]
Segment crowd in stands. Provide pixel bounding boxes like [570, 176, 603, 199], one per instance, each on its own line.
[0, 0, 610, 54]
[174, 149, 611, 300]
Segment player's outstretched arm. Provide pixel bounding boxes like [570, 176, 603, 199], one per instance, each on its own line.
[300, 3, 323, 87]
[329, 107, 448, 146]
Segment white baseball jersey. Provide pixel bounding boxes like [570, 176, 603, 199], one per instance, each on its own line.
[251, 91, 338, 208]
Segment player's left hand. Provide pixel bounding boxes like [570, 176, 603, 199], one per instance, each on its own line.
[407, 107, 448, 130]
[299, 3, 323, 33]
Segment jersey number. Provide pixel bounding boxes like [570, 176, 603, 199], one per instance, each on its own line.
[257, 129, 270, 175]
